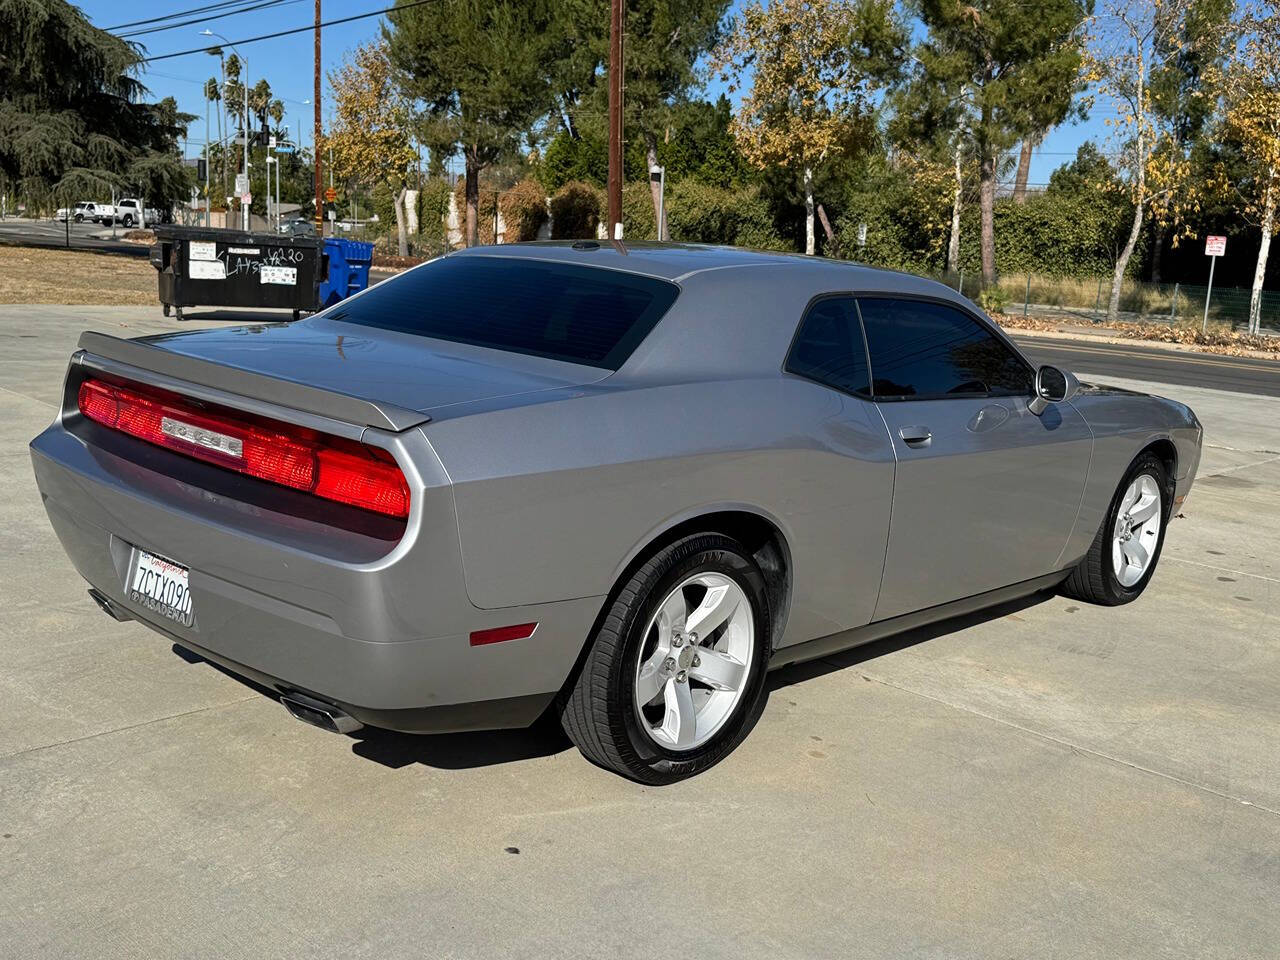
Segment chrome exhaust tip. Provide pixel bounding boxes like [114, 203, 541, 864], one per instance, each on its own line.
[280, 691, 363, 735]
[88, 588, 132, 622]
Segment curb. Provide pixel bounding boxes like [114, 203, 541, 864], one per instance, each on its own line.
[1000, 325, 1279, 362]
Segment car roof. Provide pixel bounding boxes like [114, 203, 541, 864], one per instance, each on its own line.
[445, 240, 943, 291]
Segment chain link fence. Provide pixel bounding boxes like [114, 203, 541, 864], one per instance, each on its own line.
[936, 271, 1279, 336]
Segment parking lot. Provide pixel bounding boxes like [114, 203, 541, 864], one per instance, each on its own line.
[2, 304, 1277, 958]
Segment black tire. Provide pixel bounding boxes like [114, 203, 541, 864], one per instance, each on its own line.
[559, 533, 772, 784]
[122, 214, 134, 228]
[74, 214, 83, 223]
[1061, 451, 1172, 605]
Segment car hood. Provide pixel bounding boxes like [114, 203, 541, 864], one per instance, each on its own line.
[140, 317, 611, 417]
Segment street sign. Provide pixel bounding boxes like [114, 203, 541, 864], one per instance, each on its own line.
[268, 135, 277, 148]
[241, 193, 252, 205]
[234, 174, 249, 196]
[1203, 236, 1226, 332]
[325, 187, 337, 203]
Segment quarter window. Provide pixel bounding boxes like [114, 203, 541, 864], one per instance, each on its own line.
[785, 297, 870, 397]
[857, 298, 1032, 399]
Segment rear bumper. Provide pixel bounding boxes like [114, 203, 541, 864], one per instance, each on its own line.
[30, 419, 603, 733]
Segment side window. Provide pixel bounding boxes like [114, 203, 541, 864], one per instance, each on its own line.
[857, 298, 1032, 399]
[785, 297, 871, 397]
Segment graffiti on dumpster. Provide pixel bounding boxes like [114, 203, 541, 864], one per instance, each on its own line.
[186, 241, 304, 285]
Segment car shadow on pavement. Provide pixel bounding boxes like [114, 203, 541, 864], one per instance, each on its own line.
[171, 589, 1054, 773]
[348, 715, 573, 771]
[766, 589, 1055, 691]
[169, 642, 573, 770]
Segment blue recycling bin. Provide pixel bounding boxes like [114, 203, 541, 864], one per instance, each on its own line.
[318, 237, 375, 308]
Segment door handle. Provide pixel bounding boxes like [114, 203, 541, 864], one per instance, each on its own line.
[898, 425, 932, 447]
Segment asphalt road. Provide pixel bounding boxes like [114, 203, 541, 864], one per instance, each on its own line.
[1013, 333, 1279, 398]
[3, 303, 1278, 959]
[0, 217, 149, 256]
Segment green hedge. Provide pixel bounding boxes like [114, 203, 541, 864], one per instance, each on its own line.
[835, 188, 1138, 279]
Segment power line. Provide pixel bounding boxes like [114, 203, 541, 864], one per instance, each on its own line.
[139, 0, 444, 62]
[118, 0, 301, 39]
[105, 0, 280, 32]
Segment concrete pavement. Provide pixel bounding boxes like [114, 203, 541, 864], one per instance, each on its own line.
[1, 305, 1277, 959]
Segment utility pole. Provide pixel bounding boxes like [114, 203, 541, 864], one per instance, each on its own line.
[313, 0, 323, 235]
[607, 0, 623, 241]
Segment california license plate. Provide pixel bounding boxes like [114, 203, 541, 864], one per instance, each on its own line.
[128, 549, 194, 627]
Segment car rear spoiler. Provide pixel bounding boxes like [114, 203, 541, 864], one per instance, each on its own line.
[75, 331, 430, 433]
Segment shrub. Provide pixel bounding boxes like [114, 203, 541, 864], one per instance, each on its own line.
[666, 181, 786, 250]
[550, 181, 602, 239]
[622, 181, 657, 239]
[499, 179, 549, 241]
[416, 177, 452, 246]
[976, 286, 1009, 314]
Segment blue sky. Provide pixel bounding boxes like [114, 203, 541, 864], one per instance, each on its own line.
[82, 0, 1110, 187]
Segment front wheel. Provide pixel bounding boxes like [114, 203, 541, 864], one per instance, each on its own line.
[121, 214, 134, 228]
[1061, 451, 1171, 605]
[559, 533, 772, 783]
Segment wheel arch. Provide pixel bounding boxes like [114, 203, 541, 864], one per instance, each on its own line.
[1136, 436, 1178, 501]
[610, 506, 794, 654]
[555, 505, 794, 719]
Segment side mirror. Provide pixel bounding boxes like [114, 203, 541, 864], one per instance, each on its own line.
[1028, 364, 1078, 416]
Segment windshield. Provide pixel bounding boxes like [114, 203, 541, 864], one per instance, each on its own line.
[328, 255, 680, 370]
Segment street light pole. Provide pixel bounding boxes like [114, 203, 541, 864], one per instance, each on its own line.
[202, 30, 250, 230]
[204, 88, 211, 227]
[314, 0, 323, 236]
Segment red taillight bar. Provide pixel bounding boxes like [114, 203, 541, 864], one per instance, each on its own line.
[77, 377, 410, 519]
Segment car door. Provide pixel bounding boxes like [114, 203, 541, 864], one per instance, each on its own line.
[857, 296, 1093, 621]
[783, 295, 896, 630]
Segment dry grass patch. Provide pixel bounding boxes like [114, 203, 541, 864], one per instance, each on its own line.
[0, 246, 157, 305]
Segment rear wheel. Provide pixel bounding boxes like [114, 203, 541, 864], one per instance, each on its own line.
[559, 533, 771, 783]
[1061, 451, 1171, 605]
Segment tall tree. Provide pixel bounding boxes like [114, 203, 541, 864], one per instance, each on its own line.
[387, 0, 563, 246]
[0, 0, 192, 211]
[324, 41, 417, 255]
[1089, 0, 1204, 322]
[1214, 0, 1280, 334]
[616, 0, 731, 236]
[715, 0, 906, 255]
[916, 0, 1091, 285]
[1146, 0, 1233, 280]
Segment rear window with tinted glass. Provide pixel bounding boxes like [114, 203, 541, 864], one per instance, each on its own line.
[327, 255, 680, 369]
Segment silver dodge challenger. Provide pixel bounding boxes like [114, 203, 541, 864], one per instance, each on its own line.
[30, 243, 1202, 782]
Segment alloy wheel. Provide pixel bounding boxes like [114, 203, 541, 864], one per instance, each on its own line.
[632, 572, 754, 752]
[1112, 473, 1162, 587]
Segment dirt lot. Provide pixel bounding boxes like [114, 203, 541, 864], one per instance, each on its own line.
[2, 304, 1278, 959]
[0, 246, 156, 305]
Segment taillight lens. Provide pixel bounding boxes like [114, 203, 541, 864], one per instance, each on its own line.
[77, 377, 410, 519]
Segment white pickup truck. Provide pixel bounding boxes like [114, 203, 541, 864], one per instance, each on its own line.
[93, 199, 164, 227]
